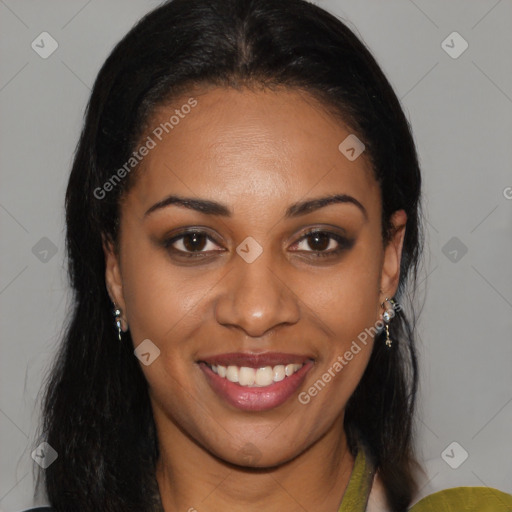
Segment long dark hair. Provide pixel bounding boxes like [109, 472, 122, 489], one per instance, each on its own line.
[38, 0, 423, 510]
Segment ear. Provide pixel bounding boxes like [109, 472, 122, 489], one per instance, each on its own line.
[103, 236, 127, 324]
[379, 209, 407, 300]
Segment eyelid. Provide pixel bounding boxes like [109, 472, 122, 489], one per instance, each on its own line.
[163, 228, 224, 250]
[293, 226, 349, 241]
[289, 228, 354, 254]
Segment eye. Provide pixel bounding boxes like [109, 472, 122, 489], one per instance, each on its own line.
[163, 229, 224, 257]
[162, 227, 354, 260]
[291, 229, 354, 257]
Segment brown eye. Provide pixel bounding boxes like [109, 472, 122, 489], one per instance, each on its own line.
[305, 232, 331, 251]
[292, 229, 354, 257]
[181, 232, 208, 252]
[163, 230, 223, 257]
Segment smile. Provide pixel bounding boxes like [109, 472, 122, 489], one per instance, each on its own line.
[198, 353, 314, 411]
[207, 363, 304, 387]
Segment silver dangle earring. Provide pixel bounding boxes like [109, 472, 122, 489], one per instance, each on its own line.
[380, 297, 396, 348]
[113, 304, 123, 342]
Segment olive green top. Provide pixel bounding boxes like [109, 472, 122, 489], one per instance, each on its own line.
[338, 444, 512, 511]
[337, 441, 375, 511]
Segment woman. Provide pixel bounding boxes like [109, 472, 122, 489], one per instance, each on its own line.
[31, 0, 512, 511]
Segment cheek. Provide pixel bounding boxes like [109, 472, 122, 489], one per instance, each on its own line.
[119, 232, 203, 344]
[309, 237, 383, 342]
[295, 239, 382, 412]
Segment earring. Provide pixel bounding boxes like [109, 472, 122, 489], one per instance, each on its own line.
[380, 297, 396, 348]
[113, 303, 124, 342]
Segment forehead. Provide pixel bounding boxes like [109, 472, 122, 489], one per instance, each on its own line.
[125, 86, 380, 219]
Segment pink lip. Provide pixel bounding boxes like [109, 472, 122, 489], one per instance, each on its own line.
[198, 357, 314, 412]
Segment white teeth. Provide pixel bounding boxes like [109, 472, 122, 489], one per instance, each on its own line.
[239, 367, 256, 386]
[209, 363, 304, 387]
[273, 365, 285, 382]
[226, 366, 239, 383]
[285, 364, 295, 377]
[255, 366, 274, 386]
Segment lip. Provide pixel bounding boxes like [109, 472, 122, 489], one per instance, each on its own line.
[198, 353, 314, 412]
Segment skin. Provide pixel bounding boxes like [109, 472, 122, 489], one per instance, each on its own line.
[104, 86, 407, 512]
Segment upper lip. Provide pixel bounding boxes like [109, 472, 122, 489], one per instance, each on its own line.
[198, 352, 314, 368]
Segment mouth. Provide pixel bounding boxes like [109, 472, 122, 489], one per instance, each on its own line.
[205, 362, 304, 387]
[197, 352, 314, 411]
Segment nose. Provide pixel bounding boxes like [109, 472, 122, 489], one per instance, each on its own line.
[214, 248, 301, 338]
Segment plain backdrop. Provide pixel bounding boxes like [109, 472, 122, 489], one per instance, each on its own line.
[1, 1, 511, 510]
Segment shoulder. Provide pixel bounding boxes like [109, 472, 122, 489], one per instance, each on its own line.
[409, 486, 512, 511]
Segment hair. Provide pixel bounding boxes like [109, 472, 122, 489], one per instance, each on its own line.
[38, 0, 424, 510]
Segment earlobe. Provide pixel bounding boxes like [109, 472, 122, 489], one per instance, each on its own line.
[379, 210, 407, 299]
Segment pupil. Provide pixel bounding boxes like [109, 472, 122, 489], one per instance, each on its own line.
[309, 232, 329, 251]
[184, 233, 207, 252]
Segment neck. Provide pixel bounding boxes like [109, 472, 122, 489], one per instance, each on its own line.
[154, 415, 355, 512]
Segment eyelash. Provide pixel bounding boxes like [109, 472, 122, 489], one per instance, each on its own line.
[162, 228, 354, 260]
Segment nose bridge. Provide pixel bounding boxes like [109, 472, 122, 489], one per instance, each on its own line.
[214, 243, 300, 336]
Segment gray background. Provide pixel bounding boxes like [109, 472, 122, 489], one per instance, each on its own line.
[1, 0, 511, 510]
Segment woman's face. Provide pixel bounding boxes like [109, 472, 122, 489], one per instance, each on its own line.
[105, 86, 406, 467]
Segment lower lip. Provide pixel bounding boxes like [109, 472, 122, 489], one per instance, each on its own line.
[199, 361, 314, 412]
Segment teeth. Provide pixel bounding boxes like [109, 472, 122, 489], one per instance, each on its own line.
[209, 363, 303, 387]
[226, 365, 239, 383]
[255, 366, 273, 386]
[273, 365, 285, 382]
[239, 366, 256, 386]
[285, 364, 297, 377]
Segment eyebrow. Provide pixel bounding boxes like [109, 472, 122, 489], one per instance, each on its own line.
[144, 193, 368, 220]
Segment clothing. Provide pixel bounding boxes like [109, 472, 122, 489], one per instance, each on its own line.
[23, 445, 512, 511]
[410, 487, 512, 511]
[341, 443, 512, 512]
